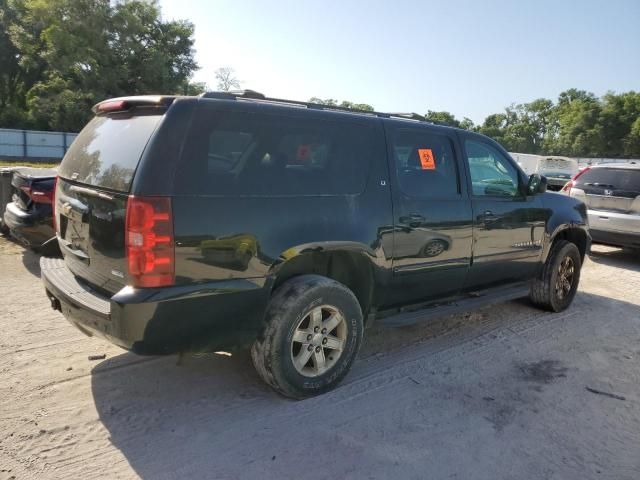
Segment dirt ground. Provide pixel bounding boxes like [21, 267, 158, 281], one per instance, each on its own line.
[0, 235, 639, 480]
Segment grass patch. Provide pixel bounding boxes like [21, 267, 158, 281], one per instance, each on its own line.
[0, 160, 59, 169]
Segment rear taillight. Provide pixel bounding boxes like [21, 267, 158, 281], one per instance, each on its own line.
[560, 167, 591, 193]
[560, 181, 574, 193]
[97, 100, 128, 112]
[52, 176, 58, 231]
[125, 196, 174, 288]
[20, 185, 54, 204]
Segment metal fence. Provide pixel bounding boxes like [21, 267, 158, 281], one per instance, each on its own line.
[0, 128, 78, 161]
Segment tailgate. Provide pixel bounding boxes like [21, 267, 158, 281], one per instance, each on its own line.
[56, 178, 129, 294]
[575, 168, 640, 214]
[55, 108, 165, 294]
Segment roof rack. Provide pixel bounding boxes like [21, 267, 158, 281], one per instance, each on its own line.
[199, 90, 455, 127]
[386, 112, 425, 121]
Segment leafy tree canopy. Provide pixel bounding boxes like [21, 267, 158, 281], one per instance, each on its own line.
[309, 97, 374, 112]
[0, 0, 200, 131]
[426, 91, 640, 157]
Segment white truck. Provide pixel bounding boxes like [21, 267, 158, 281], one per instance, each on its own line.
[510, 153, 579, 191]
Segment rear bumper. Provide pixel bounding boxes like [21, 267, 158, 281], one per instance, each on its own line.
[40, 257, 270, 354]
[3, 201, 54, 247]
[588, 209, 640, 248]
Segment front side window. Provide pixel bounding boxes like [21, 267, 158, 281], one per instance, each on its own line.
[465, 140, 520, 197]
[391, 128, 459, 198]
[175, 108, 375, 196]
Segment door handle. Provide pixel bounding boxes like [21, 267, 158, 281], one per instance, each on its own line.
[400, 214, 425, 228]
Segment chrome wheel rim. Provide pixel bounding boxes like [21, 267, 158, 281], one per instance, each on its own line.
[424, 241, 444, 257]
[555, 256, 575, 300]
[290, 305, 347, 377]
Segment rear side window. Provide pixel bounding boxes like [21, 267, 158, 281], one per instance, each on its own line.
[389, 127, 459, 197]
[59, 114, 162, 191]
[576, 168, 640, 193]
[174, 108, 375, 196]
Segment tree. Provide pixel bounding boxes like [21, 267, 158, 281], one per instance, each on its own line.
[215, 67, 240, 91]
[338, 100, 374, 111]
[179, 80, 207, 96]
[309, 98, 374, 111]
[552, 90, 603, 156]
[624, 117, 640, 156]
[309, 97, 336, 106]
[459, 117, 475, 131]
[425, 110, 460, 127]
[0, 0, 199, 131]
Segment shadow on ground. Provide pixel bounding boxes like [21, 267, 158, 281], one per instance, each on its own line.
[0, 232, 42, 276]
[90, 290, 640, 479]
[21, 247, 41, 277]
[588, 244, 640, 273]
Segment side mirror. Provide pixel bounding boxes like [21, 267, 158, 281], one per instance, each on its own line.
[527, 174, 547, 195]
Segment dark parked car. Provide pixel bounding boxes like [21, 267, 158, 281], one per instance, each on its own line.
[40, 92, 590, 398]
[562, 162, 640, 250]
[3, 167, 60, 254]
[0, 166, 26, 234]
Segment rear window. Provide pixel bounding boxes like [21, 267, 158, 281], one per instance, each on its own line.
[576, 168, 640, 192]
[59, 114, 162, 191]
[174, 108, 375, 196]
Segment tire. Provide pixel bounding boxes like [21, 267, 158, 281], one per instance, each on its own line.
[530, 240, 581, 312]
[422, 239, 447, 257]
[251, 275, 363, 399]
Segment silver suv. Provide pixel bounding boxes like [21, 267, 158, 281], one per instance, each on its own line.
[563, 162, 640, 250]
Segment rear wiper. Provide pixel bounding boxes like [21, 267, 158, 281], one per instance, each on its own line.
[69, 185, 114, 201]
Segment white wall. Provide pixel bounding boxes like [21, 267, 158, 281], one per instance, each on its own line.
[0, 128, 78, 160]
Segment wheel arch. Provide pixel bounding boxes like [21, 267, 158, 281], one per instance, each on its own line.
[268, 242, 378, 319]
[545, 226, 590, 264]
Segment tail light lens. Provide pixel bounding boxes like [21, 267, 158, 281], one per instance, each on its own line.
[560, 167, 591, 193]
[52, 176, 58, 231]
[560, 181, 573, 193]
[97, 100, 128, 112]
[125, 196, 174, 288]
[20, 185, 54, 204]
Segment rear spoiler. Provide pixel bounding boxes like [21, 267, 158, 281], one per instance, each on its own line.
[92, 96, 178, 115]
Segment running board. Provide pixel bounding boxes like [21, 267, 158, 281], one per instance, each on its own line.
[378, 283, 531, 328]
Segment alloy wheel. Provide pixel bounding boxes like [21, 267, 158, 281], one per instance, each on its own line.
[555, 256, 575, 300]
[290, 305, 347, 377]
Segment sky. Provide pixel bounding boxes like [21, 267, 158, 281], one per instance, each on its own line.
[159, 0, 640, 124]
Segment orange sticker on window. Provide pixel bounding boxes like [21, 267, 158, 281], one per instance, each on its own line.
[296, 144, 311, 162]
[418, 149, 435, 170]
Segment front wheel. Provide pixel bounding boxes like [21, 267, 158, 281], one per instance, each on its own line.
[530, 240, 582, 312]
[251, 275, 363, 399]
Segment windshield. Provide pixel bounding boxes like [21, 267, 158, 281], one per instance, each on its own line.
[59, 113, 162, 192]
[539, 159, 576, 177]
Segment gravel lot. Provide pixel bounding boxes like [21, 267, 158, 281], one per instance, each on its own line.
[1, 235, 639, 480]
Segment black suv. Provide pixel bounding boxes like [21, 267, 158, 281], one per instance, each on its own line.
[41, 92, 590, 399]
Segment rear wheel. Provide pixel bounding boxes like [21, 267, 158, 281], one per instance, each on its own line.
[422, 239, 447, 257]
[251, 275, 363, 399]
[530, 240, 581, 312]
